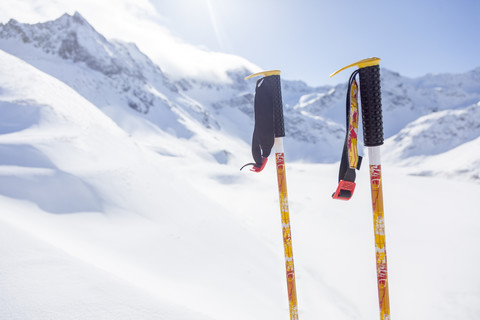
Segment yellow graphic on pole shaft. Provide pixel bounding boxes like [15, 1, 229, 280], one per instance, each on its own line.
[276, 152, 299, 320]
[369, 164, 391, 320]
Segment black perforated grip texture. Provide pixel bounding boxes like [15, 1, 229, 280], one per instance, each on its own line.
[269, 75, 285, 138]
[359, 65, 384, 146]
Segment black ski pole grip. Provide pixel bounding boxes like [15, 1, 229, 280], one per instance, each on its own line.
[330, 58, 384, 146]
[270, 74, 285, 138]
[245, 70, 285, 138]
[359, 65, 383, 147]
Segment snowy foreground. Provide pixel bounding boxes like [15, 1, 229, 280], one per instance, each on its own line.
[2, 164, 480, 320]
[1, 49, 480, 320]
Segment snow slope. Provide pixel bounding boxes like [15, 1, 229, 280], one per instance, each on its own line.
[0, 49, 287, 320]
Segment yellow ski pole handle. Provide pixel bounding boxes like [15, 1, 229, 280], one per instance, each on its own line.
[331, 58, 391, 320]
[245, 69, 281, 79]
[330, 57, 380, 78]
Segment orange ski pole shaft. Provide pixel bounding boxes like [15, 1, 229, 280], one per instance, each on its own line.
[275, 137, 299, 320]
[367, 146, 390, 320]
[245, 70, 299, 320]
[331, 58, 391, 320]
[358, 61, 391, 320]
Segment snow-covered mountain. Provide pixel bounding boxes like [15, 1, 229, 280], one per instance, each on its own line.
[2, 12, 479, 170]
[0, 12, 216, 138]
[290, 67, 480, 137]
[384, 102, 480, 160]
[382, 101, 480, 181]
[1, 12, 480, 320]
[0, 12, 345, 163]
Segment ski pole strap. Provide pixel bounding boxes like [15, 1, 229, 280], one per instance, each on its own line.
[332, 71, 362, 200]
[330, 57, 381, 199]
[241, 70, 283, 172]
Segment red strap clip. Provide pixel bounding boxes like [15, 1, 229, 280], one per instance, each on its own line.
[332, 180, 356, 200]
[250, 157, 268, 173]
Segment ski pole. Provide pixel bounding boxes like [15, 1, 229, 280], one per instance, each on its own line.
[242, 70, 299, 320]
[331, 58, 391, 320]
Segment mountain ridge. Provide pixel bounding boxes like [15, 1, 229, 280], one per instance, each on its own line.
[1, 12, 479, 179]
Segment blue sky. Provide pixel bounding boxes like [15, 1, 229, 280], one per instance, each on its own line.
[1, 0, 479, 86]
[151, 0, 480, 86]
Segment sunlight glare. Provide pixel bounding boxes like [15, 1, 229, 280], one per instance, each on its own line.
[205, 0, 224, 51]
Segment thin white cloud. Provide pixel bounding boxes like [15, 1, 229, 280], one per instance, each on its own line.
[0, 0, 260, 83]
